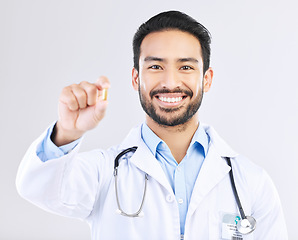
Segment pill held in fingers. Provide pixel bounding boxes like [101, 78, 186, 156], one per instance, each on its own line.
[102, 88, 108, 101]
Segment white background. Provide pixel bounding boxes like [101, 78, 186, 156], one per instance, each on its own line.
[1, 0, 297, 239]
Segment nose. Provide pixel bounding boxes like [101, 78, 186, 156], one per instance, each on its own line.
[160, 69, 182, 90]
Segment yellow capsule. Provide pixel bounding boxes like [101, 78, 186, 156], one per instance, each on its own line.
[102, 88, 108, 101]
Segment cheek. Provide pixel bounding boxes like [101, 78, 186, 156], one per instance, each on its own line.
[139, 72, 157, 95]
[138, 79, 148, 93]
[191, 78, 203, 97]
[196, 83, 202, 94]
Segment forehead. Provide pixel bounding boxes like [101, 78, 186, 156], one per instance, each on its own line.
[140, 30, 202, 61]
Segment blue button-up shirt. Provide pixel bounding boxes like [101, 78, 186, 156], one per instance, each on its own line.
[38, 122, 209, 235]
[141, 123, 209, 235]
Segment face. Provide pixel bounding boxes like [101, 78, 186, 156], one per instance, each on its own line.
[132, 30, 213, 127]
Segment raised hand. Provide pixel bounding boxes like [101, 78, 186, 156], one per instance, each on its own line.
[52, 76, 110, 146]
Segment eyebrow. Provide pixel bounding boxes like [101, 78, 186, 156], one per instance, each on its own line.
[143, 56, 199, 63]
[177, 58, 199, 63]
[144, 56, 165, 62]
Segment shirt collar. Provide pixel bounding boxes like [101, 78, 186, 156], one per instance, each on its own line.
[141, 122, 209, 157]
[189, 123, 209, 157]
[141, 123, 163, 157]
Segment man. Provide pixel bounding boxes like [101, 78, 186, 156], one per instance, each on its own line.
[16, 11, 287, 239]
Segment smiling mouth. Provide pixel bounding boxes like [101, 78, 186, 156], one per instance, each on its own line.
[154, 93, 188, 108]
[158, 96, 183, 103]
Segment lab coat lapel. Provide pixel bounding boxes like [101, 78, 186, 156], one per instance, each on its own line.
[187, 143, 231, 217]
[118, 125, 173, 193]
[129, 140, 173, 193]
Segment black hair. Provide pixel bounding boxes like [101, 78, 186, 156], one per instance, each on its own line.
[133, 10, 212, 74]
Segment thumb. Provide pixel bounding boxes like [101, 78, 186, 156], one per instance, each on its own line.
[93, 75, 110, 122]
[96, 96, 108, 112]
[93, 89, 109, 123]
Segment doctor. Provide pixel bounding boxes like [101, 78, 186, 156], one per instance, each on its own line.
[16, 11, 287, 239]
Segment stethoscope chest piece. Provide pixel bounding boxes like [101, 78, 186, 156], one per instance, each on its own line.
[237, 216, 256, 234]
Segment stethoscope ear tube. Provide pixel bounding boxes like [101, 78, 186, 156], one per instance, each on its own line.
[114, 147, 138, 169]
[225, 157, 256, 234]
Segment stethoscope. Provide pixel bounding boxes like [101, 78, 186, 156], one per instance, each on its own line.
[113, 147, 256, 235]
[224, 157, 257, 234]
[114, 147, 148, 217]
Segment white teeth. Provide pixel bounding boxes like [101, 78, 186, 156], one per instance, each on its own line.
[159, 96, 183, 103]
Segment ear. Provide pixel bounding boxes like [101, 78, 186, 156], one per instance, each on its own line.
[203, 67, 213, 93]
[132, 67, 139, 91]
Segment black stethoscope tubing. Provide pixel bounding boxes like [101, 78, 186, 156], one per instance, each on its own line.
[225, 157, 246, 220]
[224, 157, 256, 234]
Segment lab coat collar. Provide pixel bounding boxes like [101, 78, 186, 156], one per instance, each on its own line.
[118, 124, 173, 192]
[118, 124, 142, 150]
[118, 123, 239, 194]
[119, 123, 238, 158]
[202, 124, 238, 158]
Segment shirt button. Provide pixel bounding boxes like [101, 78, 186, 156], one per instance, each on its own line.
[177, 166, 181, 172]
[166, 194, 174, 203]
[178, 198, 184, 204]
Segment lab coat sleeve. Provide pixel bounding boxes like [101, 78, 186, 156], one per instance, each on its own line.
[252, 169, 288, 239]
[16, 128, 111, 220]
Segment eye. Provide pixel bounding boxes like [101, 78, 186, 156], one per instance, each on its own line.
[180, 65, 194, 70]
[148, 65, 163, 70]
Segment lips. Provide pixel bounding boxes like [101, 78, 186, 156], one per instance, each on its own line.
[150, 88, 192, 99]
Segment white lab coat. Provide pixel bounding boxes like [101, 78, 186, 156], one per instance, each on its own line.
[16, 124, 288, 240]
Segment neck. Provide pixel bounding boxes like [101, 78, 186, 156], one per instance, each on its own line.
[146, 114, 199, 163]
